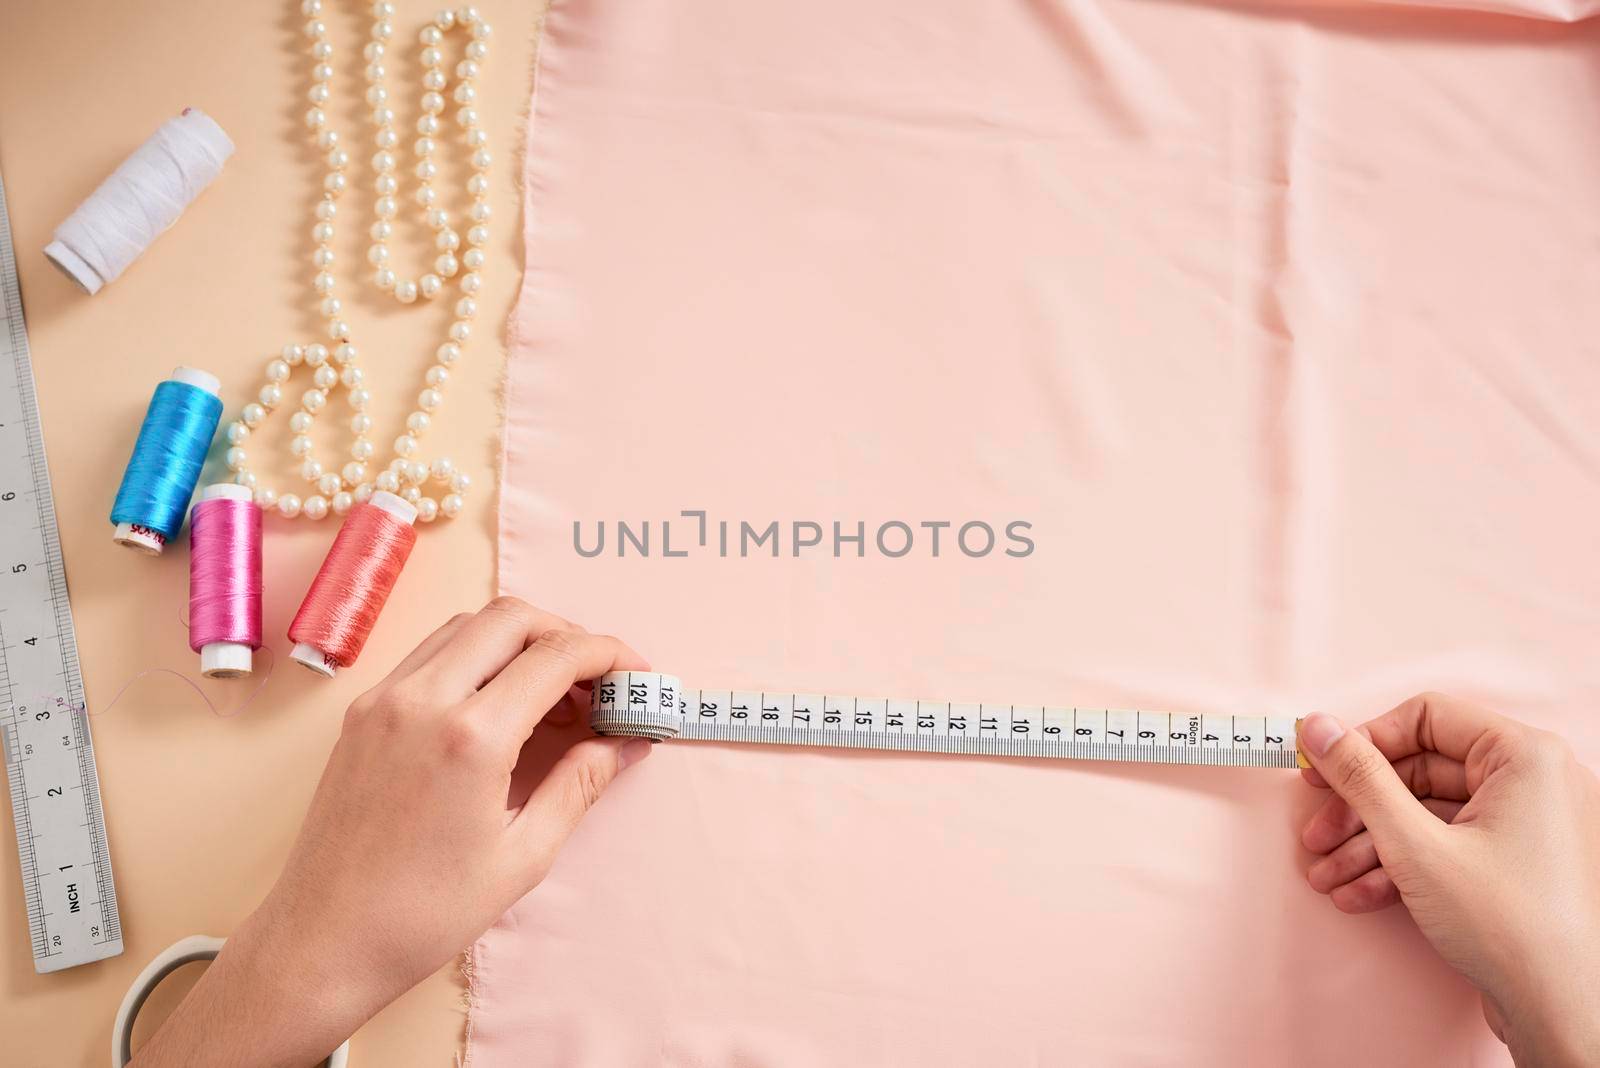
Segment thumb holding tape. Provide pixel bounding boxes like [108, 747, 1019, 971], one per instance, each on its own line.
[1298, 713, 1443, 862]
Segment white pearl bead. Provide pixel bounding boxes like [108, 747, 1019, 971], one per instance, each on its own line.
[313, 270, 336, 293]
[373, 106, 397, 127]
[466, 127, 488, 148]
[375, 175, 398, 196]
[395, 279, 418, 304]
[234, 470, 257, 489]
[467, 225, 489, 246]
[436, 230, 460, 252]
[431, 458, 455, 483]
[258, 383, 283, 408]
[278, 493, 303, 519]
[425, 365, 450, 387]
[314, 39, 334, 59]
[458, 7, 480, 25]
[373, 20, 394, 41]
[334, 343, 358, 365]
[368, 246, 390, 267]
[352, 438, 375, 461]
[423, 70, 446, 92]
[340, 366, 363, 388]
[394, 434, 418, 457]
[467, 174, 488, 196]
[364, 62, 386, 82]
[421, 92, 444, 114]
[436, 342, 461, 364]
[300, 458, 324, 482]
[302, 389, 327, 412]
[375, 196, 397, 219]
[363, 41, 385, 61]
[290, 411, 314, 434]
[426, 208, 450, 230]
[416, 389, 443, 412]
[471, 151, 492, 173]
[435, 8, 456, 28]
[435, 253, 459, 278]
[304, 344, 329, 367]
[414, 186, 437, 208]
[303, 495, 329, 520]
[226, 421, 250, 444]
[456, 60, 479, 79]
[301, 0, 322, 16]
[308, 83, 330, 106]
[290, 434, 313, 457]
[282, 343, 306, 365]
[365, 85, 389, 108]
[450, 471, 471, 493]
[375, 268, 397, 290]
[326, 147, 349, 170]
[389, 458, 408, 474]
[312, 222, 334, 243]
[323, 173, 346, 196]
[448, 321, 471, 342]
[349, 413, 373, 435]
[456, 108, 480, 130]
[415, 136, 436, 157]
[419, 273, 443, 297]
[305, 107, 327, 128]
[453, 83, 476, 105]
[255, 487, 278, 508]
[472, 20, 492, 40]
[454, 297, 476, 319]
[462, 248, 485, 269]
[406, 460, 429, 484]
[370, 220, 393, 241]
[318, 473, 342, 497]
[242, 403, 266, 428]
[416, 497, 439, 522]
[375, 127, 398, 149]
[406, 411, 431, 434]
[375, 471, 401, 493]
[327, 320, 350, 341]
[331, 491, 354, 515]
[415, 159, 439, 181]
[401, 486, 423, 505]
[349, 388, 371, 410]
[342, 461, 368, 485]
[466, 40, 488, 61]
[459, 272, 482, 295]
[469, 198, 492, 220]
[420, 47, 442, 69]
[315, 198, 337, 220]
[225, 447, 247, 471]
[419, 25, 443, 45]
[321, 297, 342, 317]
[440, 493, 464, 517]
[354, 482, 375, 504]
[314, 365, 338, 390]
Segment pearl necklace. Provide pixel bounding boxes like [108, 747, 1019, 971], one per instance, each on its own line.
[222, 1, 492, 524]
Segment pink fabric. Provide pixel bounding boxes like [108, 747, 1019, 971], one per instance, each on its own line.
[480, 0, 1600, 1063]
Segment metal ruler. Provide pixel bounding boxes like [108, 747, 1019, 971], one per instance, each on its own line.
[594, 671, 1306, 769]
[0, 167, 123, 972]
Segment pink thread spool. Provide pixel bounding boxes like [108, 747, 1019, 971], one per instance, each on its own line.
[188, 483, 263, 677]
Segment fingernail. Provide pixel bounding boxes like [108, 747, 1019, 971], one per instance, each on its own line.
[1299, 713, 1346, 758]
[618, 738, 653, 770]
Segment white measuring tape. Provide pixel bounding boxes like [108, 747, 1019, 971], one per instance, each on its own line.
[0, 167, 122, 972]
[593, 671, 1308, 769]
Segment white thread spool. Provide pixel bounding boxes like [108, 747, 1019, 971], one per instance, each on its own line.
[290, 490, 418, 679]
[46, 109, 234, 295]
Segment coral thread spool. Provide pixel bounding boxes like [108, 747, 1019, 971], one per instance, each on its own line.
[110, 366, 224, 555]
[188, 483, 262, 678]
[288, 491, 418, 678]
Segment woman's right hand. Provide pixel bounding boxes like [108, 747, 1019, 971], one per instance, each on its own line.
[1296, 694, 1600, 1067]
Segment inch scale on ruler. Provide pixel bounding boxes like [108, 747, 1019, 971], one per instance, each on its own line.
[594, 671, 1306, 769]
[0, 167, 122, 972]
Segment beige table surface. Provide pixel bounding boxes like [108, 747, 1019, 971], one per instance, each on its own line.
[0, 2, 541, 1063]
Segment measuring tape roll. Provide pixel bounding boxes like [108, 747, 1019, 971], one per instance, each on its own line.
[592, 671, 1308, 769]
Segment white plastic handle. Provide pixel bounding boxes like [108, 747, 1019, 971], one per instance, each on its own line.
[112, 934, 351, 1067]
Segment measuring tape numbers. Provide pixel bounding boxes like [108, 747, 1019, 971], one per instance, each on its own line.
[0, 168, 123, 972]
[593, 671, 1307, 770]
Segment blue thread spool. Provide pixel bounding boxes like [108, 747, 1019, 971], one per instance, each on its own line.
[110, 367, 224, 555]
